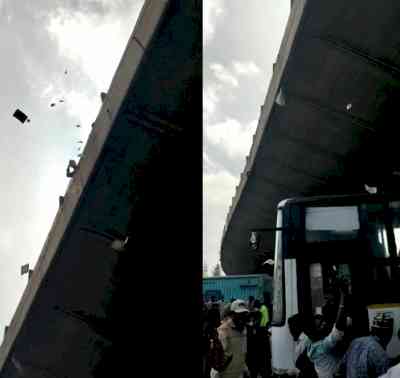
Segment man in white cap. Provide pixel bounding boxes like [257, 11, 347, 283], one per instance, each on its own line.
[211, 299, 250, 378]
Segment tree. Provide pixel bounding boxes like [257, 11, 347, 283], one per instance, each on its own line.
[212, 263, 222, 277]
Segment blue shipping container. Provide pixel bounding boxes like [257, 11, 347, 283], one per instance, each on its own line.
[203, 274, 272, 302]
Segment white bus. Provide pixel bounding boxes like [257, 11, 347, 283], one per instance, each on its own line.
[262, 194, 400, 376]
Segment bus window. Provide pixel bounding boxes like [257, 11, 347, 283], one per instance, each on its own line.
[309, 263, 324, 315]
[308, 263, 353, 321]
[305, 206, 359, 242]
[362, 203, 390, 258]
[272, 210, 284, 326]
[390, 201, 400, 257]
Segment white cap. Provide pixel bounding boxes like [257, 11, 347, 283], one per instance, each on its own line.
[231, 300, 249, 314]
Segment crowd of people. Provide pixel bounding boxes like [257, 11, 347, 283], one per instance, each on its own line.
[287, 283, 400, 378]
[203, 284, 400, 378]
[202, 293, 272, 378]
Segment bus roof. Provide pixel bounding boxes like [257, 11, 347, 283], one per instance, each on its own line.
[279, 193, 400, 209]
[203, 274, 270, 281]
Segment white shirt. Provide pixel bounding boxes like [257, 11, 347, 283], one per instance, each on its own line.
[294, 333, 311, 362]
[379, 363, 400, 378]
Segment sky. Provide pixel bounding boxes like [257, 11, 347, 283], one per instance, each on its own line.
[0, 0, 144, 340]
[203, 1, 290, 275]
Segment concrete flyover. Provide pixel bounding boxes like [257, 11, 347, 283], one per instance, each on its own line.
[0, 1, 200, 376]
[221, 0, 400, 275]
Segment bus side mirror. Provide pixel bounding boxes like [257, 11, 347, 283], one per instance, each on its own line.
[249, 231, 260, 251]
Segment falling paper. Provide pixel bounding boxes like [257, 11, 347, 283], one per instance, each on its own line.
[13, 109, 30, 124]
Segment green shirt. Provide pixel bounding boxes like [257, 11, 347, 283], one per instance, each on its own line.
[260, 305, 269, 327]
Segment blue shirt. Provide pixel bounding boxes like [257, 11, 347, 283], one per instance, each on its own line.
[342, 336, 390, 378]
[307, 326, 344, 378]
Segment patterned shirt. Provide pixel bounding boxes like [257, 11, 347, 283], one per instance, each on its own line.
[342, 336, 390, 378]
[307, 326, 344, 378]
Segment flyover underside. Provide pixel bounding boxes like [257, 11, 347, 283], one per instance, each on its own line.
[221, 0, 400, 275]
[0, 1, 201, 377]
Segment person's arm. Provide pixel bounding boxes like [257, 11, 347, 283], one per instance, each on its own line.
[324, 288, 348, 350]
[335, 286, 348, 332]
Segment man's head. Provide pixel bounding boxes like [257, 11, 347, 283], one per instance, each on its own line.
[288, 314, 305, 341]
[222, 307, 234, 321]
[253, 300, 261, 310]
[371, 313, 394, 349]
[207, 307, 221, 329]
[230, 299, 250, 332]
[211, 296, 217, 303]
[249, 296, 255, 304]
[304, 314, 330, 342]
[248, 310, 261, 326]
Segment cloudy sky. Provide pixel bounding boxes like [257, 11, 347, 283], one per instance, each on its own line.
[0, 0, 144, 340]
[203, 1, 290, 275]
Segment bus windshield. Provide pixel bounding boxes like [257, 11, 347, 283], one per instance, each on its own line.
[291, 199, 400, 333]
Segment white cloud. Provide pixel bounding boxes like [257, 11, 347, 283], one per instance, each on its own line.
[203, 151, 216, 171]
[205, 118, 257, 159]
[204, 0, 225, 45]
[232, 60, 261, 76]
[203, 84, 220, 119]
[203, 169, 238, 274]
[40, 84, 55, 99]
[210, 63, 238, 87]
[46, 7, 139, 92]
[204, 170, 237, 208]
[203, 150, 227, 175]
[63, 90, 100, 128]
